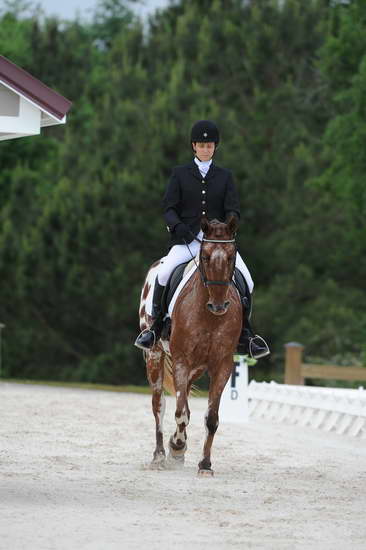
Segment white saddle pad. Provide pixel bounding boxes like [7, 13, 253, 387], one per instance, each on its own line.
[167, 261, 197, 317]
[145, 258, 249, 318]
[144, 258, 197, 317]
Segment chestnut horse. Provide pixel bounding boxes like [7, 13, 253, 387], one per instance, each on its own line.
[138, 215, 242, 475]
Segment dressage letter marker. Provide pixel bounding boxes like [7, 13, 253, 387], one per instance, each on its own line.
[220, 355, 249, 423]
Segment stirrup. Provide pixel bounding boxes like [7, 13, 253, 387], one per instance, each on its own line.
[249, 335, 270, 359]
[134, 328, 157, 351]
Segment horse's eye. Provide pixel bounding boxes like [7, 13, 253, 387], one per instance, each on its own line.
[202, 256, 209, 262]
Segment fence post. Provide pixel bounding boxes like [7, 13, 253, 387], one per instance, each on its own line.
[284, 342, 304, 385]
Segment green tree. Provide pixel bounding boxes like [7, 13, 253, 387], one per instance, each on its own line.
[316, 0, 366, 288]
[1, 0, 364, 385]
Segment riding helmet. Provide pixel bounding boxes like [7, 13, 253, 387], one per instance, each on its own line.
[190, 120, 220, 145]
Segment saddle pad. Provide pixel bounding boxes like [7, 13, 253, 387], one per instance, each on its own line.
[144, 259, 246, 319]
[167, 262, 197, 317]
[164, 262, 189, 309]
[183, 258, 196, 277]
[167, 264, 244, 318]
[164, 257, 197, 307]
[144, 257, 198, 317]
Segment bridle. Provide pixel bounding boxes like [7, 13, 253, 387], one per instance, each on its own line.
[185, 236, 236, 288]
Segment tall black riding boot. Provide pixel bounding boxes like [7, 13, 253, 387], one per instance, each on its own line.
[236, 286, 270, 359]
[134, 278, 165, 350]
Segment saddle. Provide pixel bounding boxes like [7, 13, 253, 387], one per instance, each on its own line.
[159, 262, 248, 341]
[157, 259, 195, 340]
[162, 260, 194, 312]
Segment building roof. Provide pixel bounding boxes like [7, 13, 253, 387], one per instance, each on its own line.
[0, 55, 72, 121]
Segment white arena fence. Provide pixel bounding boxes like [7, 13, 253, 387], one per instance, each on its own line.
[248, 380, 366, 439]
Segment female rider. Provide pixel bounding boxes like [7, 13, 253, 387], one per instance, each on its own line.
[135, 120, 270, 359]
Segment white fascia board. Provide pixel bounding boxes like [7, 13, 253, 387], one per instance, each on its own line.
[0, 77, 64, 124]
[41, 114, 66, 127]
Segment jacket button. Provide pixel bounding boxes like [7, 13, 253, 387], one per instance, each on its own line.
[202, 201, 206, 205]
[202, 211, 206, 215]
[202, 180, 205, 184]
[202, 190, 206, 194]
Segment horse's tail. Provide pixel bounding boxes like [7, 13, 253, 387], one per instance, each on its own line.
[163, 353, 175, 396]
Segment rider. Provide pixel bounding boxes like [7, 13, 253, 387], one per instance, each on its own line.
[135, 120, 270, 359]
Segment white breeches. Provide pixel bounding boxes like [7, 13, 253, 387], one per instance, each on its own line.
[157, 230, 254, 293]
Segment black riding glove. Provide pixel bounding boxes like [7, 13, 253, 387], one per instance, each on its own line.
[174, 223, 194, 244]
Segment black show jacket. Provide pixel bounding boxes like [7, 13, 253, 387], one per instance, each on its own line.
[163, 160, 240, 247]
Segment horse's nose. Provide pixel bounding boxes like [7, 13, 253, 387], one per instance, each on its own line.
[207, 301, 230, 315]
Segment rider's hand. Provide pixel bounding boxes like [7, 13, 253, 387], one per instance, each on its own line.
[174, 223, 194, 243]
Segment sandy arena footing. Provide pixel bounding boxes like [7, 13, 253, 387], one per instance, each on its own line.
[0, 382, 365, 550]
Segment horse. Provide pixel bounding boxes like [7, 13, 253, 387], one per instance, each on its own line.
[138, 214, 242, 475]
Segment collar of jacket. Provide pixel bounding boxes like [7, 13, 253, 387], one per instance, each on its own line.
[189, 159, 218, 181]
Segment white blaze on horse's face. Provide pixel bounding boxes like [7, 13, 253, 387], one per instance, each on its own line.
[202, 243, 236, 316]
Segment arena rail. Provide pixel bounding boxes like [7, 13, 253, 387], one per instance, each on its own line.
[284, 342, 366, 385]
[248, 381, 366, 438]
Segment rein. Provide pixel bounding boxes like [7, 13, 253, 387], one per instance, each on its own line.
[184, 236, 236, 287]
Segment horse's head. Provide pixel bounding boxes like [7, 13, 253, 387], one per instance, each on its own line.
[200, 214, 238, 316]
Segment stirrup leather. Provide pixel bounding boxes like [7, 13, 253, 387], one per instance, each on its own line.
[248, 334, 270, 359]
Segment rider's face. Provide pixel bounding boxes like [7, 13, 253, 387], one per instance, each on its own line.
[192, 142, 215, 161]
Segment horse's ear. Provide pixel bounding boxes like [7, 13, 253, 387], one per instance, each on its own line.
[201, 215, 210, 234]
[226, 212, 239, 236]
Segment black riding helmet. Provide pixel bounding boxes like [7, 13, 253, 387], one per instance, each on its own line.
[190, 120, 220, 147]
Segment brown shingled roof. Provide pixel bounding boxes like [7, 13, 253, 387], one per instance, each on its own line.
[0, 55, 72, 120]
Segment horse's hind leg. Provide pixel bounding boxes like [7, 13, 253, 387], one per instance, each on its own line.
[167, 363, 190, 468]
[198, 358, 233, 476]
[146, 349, 166, 469]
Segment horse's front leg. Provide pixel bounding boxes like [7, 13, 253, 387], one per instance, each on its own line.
[167, 362, 190, 468]
[198, 357, 233, 476]
[146, 348, 166, 469]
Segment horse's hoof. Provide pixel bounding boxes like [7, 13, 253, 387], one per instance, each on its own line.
[149, 459, 166, 470]
[198, 468, 214, 477]
[166, 453, 185, 470]
[149, 452, 166, 470]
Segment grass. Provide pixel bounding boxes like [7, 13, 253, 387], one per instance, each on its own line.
[0, 356, 251, 397]
[0, 378, 209, 397]
[0, 378, 153, 394]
